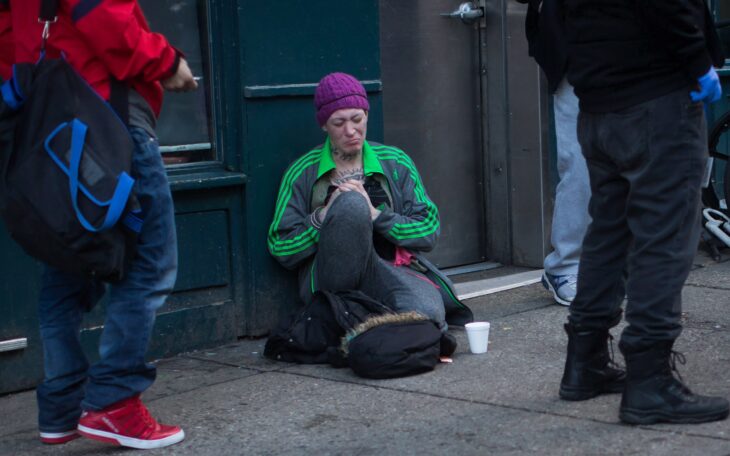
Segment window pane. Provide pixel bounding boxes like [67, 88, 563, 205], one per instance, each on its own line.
[716, 0, 730, 58]
[138, 0, 213, 163]
[717, 0, 730, 20]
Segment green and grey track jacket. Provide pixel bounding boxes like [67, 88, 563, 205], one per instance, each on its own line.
[267, 138, 473, 326]
[268, 138, 440, 270]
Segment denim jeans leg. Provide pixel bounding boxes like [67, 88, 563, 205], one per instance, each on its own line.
[37, 267, 104, 432]
[82, 127, 177, 410]
[544, 78, 591, 276]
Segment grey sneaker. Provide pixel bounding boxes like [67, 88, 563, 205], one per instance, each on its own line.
[542, 272, 577, 306]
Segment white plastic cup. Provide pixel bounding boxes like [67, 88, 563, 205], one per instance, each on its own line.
[465, 322, 490, 354]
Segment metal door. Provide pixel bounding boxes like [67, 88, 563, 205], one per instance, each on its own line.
[380, 1, 487, 268]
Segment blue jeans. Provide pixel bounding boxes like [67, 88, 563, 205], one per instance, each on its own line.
[543, 78, 591, 276]
[569, 88, 706, 352]
[36, 127, 177, 432]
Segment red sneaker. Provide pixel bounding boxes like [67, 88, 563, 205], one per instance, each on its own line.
[39, 430, 80, 445]
[77, 396, 184, 449]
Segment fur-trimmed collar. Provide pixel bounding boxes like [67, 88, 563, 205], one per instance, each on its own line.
[339, 311, 428, 355]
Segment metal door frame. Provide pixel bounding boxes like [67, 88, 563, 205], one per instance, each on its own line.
[479, 0, 552, 267]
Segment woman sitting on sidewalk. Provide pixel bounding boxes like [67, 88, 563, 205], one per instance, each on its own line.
[267, 72, 469, 330]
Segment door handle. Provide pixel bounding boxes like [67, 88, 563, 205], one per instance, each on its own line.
[441, 2, 484, 24]
[0, 337, 28, 353]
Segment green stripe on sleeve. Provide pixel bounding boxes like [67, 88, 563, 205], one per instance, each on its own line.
[268, 149, 322, 255]
[371, 146, 440, 240]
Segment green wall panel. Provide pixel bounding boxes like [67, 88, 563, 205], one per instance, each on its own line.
[174, 211, 231, 293]
[0, 340, 43, 394]
[240, 0, 380, 85]
[0, 222, 43, 393]
[79, 301, 237, 362]
[0, 221, 43, 333]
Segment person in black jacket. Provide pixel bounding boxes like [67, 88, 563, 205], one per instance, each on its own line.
[559, 0, 729, 425]
[517, 0, 592, 307]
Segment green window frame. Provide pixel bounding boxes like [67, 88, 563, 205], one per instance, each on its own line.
[139, 0, 216, 166]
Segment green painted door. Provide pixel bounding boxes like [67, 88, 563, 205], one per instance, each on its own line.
[238, 0, 384, 335]
[0, 0, 384, 394]
[0, 0, 246, 394]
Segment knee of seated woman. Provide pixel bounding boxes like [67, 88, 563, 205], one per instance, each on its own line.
[329, 191, 371, 221]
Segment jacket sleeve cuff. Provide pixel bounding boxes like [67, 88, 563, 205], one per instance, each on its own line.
[307, 207, 325, 231]
[686, 51, 713, 80]
[163, 47, 184, 80]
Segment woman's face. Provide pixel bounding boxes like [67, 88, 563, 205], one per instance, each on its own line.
[323, 108, 368, 157]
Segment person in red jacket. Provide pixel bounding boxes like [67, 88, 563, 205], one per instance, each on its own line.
[0, 1, 12, 80]
[5, 0, 196, 449]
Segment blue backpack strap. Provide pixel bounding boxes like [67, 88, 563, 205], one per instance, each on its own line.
[44, 118, 136, 233]
[1, 67, 24, 111]
[67, 119, 134, 232]
[0, 80, 21, 110]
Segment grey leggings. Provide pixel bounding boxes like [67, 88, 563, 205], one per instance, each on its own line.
[298, 191, 446, 329]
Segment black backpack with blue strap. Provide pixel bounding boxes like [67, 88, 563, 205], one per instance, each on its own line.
[0, 0, 141, 282]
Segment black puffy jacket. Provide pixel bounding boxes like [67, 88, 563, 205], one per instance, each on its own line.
[264, 290, 393, 364]
[563, 0, 724, 112]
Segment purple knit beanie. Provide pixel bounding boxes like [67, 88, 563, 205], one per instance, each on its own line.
[314, 72, 370, 126]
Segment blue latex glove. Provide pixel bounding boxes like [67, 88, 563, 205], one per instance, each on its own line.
[690, 67, 722, 104]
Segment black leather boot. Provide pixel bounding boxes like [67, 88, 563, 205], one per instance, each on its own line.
[559, 323, 626, 401]
[619, 342, 729, 424]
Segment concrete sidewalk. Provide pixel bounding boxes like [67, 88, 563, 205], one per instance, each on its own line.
[2, 255, 730, 455]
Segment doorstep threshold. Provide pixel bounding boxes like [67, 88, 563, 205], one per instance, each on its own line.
[453, 269, 544, 300]
[442, 261, 502, 276]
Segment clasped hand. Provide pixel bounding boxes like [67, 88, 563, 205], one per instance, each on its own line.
[322, 179, 381, 221]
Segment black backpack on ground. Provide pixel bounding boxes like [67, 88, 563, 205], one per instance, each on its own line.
[265, 291, 458, 379]
[343, 312, 450, 379]
[264, 290, 393, 364]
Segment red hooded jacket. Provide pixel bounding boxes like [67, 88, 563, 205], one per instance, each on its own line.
[0, 3, 13, 81]
[2, 0, 179, 117]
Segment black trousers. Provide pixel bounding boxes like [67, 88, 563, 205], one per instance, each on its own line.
[568, 88, 707, 352]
